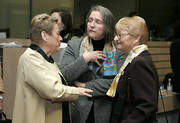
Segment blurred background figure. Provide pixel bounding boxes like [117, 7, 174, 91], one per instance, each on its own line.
[51, 9, 74, 43]
[51, 9, 82, 66]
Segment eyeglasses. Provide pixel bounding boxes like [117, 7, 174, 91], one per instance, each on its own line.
[87, 18, 104, 25]
[116, 33, 129, 39]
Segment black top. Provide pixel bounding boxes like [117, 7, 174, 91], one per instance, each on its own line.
[30, 44, 54, 63]
[91, 38, 105, 51]
[60, 30, 72, 43]
[59, 74, 70, 123]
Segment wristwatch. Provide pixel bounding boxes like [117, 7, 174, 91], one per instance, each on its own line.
[0, 95, 3, 100]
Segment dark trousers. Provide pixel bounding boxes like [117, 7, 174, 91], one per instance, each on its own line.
[86, 104, 94, 123]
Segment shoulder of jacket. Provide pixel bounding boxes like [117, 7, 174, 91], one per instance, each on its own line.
[68, 36, 85, 47]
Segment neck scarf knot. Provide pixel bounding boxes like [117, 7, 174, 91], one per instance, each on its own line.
[106, 44, 148, 97]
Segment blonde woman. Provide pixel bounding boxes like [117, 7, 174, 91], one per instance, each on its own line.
[107, 16, 159, 123]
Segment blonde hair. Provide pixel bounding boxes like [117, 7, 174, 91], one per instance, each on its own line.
[115, 16, 149, 44]
[30, 13, 58, 44]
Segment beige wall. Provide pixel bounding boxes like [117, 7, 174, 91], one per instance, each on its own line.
[0, 0, 180, 39]
[0, 0, 74, 38]
[32, 0, 74, 16]
[0, 0, 8, 29]
[0, 0, 29, 38]
[9, 1, 29, 38]
[0, 0, 136, 38]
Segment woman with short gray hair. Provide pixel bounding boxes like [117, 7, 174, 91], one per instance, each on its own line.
[12, 13, 92, 123]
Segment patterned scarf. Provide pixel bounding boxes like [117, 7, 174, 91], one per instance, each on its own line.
[106, 44, 148, 97]
[79, 36, 118, 76]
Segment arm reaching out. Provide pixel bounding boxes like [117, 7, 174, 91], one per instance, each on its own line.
[77, 87, 93, 97]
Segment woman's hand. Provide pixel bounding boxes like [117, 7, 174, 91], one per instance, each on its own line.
[83, 49, 106, 66]
[77, 87, 93, 97]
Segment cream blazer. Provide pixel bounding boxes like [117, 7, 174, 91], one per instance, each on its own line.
[12, 48, 79, 123]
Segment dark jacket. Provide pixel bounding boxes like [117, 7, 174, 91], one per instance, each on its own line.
[111, 51, 159, 123]
[60, 37, 126, 123]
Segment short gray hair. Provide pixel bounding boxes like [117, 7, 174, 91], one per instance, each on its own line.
[30, 13, 58, 44]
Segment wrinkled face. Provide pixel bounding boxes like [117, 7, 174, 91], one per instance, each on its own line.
[51, 12, 64, 32]
[114, 29, 137, 54]
[87, 11, 105, 40]
[47, 24, 62, 55]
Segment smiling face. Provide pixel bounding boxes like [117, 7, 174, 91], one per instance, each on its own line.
[87, 11, 105, 40]
[114, 28, 138, 54]
[114, 16, 149, 54]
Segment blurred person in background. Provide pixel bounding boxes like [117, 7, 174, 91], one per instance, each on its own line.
[51, 9, 80, 66]
[51, 9, 76, 43]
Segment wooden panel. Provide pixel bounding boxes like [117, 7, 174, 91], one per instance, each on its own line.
[3, 48, 26, 119]
[147, 41, 172, 83]
[149, 47, 170, 54]
[146, 41, 171, 47]
[157, 68, 172, 76]
[154, 61, 171, 69]
[151, 55, 170, 62]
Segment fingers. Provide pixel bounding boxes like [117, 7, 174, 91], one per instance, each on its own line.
[95, 51, 105, 56]
[78, 88, 93, 97]
[102, 54, 106, 58]
[96, 51, 106, 59]
[95, 60, 101, 66]
[83, 89, 93, 97]
[83, 93, 92, 97]
[92, 51, 106, 61]
[83, 50, 106, 64]
[98, 56, 106, 61]
[84, 88, 93, 93]
[82, 88, 93, 97]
